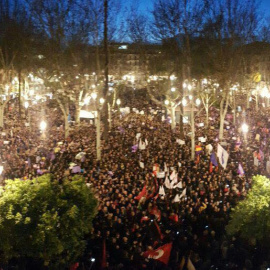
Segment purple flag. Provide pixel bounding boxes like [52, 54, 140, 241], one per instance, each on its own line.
[259, 149, 264, 160]
[72, 166, 81, 173]
[210, 153, 218, 166]
[131, 144, 138, 152]
[237, 163, 245, 176]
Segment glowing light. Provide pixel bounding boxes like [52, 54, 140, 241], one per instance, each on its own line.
[171, 87, 176, 92]
[196, 98, 201, 106]
[165, 100, 169, 105]
[99, 98, 105, 104]
[40, 121, 47, 131]
[116, 99, 121, 105]
[24, 101, 29, 109]
[241, 123, 248, 133]
[182, 98, 187, 106]
[91, 92, 97, 100]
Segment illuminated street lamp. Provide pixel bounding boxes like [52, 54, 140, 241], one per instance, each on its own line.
[195, 98, 201, 106]
[241, 123, 249, 145]
[40, 121, 47, 131]
[165, 100, 169, 105]
[91, 92, 97, 100]
[171, 87, 176, 92]
[24, 101, 29, 109]
[182, 98, 187, 107]
[99, 98, 105, 104]
[116, 99, 121, 105]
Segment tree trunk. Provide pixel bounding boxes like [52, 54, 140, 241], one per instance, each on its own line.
[64, 113, 69, 139]
[75, 104, 80, 124]
[108, 103, 112, 130]
[206, 105, 209, 128]
[0, 104, 4, 128]
[170, 106, 176, 129]
[219, 94, 229, 140]
[233, 92, 236, 125]
[191, 100, 195, 160]
[18, 70, 21, 118]
[103, 0, 109, 140]
[96, 109, 101, 161]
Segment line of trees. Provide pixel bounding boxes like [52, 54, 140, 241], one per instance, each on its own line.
[0, 0, 270, 159]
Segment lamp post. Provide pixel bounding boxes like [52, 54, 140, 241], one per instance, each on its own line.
[241, 123, 248, 148]
[40, 120, 47, 139]
[96, 97, 105, 161]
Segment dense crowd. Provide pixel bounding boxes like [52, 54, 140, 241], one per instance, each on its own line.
[0, 98, 270, 270]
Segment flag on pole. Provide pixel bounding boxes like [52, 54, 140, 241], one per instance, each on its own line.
[165, 176, 171, 189]
[135, 186, 147, 200]
[173, 194, 180, 203]
[195, 145, 202, 154]
[217, 144, 229, 169]
[143, 243, 172, 265]
[210, 153, 218, 166]
[173, 181, 182, 189]
[159, 186, 166, 196]
[237, 163, 245, 176]
[180, 188, 186, 199]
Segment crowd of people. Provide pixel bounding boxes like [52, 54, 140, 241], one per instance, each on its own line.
[0, 97, 270, 270]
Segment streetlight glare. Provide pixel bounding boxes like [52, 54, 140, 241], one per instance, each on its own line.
[171, 87, 176, 92]
[165, 100, 169, 105]
[24, 101, 29, 109]
[182, 98, 187, 106]
[241, 123, 249, 133]
[91, 92, 97, 100]
[195, 98, 201, 106]
[99, 98, 105, 104]
[40, 121, 47, 131]
[188, 84, 192, 91]
[116, 99, 121, 105]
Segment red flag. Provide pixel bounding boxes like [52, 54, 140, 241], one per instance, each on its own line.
[195, 155, 200, 164]
[143, 242, 172, 265]
[169, 214, 178, 222]
[141, 216, 150, 223]
[209, 162, 213, 173]
[154, 220, 164, 240]
[135, 185, 147, 200]
[101, 239, 106, 269]
[70, 263, 79, 270]
[150, 205, 161, 221]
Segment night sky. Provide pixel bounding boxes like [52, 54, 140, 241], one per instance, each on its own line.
[125, 0, 270, 16]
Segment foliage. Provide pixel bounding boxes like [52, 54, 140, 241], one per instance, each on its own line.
[0, 174, 98, 268]
[226, 175, 270, 245]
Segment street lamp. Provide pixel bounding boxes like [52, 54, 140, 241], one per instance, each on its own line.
[116, 99, 121, 105]
[24, 101, 29, 109]
[195, 98, 201, 106]
[165, 100, 169, 105]
[91, 92, 97, 100]
[171, 87, 176, 92]
[182, 98, 187, 107]
[241, 123, 248, 146]
[99, 98, 105, 104]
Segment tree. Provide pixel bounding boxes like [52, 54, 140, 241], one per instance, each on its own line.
[202, 0, 260, 139]
[0, 174, 97, 269]
[226, 175, 270, 247]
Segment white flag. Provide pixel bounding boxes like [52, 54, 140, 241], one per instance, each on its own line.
[157, 171, 165, 178]
[266, 161, 270, 173]
[162, 115, 165, 121]
[170, 177, 178, 189]
[165, 176, 171, 189]
[139, 139, 146, 150]
[170, 170, 177, 181]
[180, 188, 187, 199]
[159, 186, 165, 196]
[173, 194, 180, 203]
[176, 139, 185, 145]
[136, 133, 141, 140]
[164, 162, 168, 173]
[145, 138, 149, 146]
[173, 181, 182, 189]
[206, 144, 213, 155]
[254, 157, 259, 167]
[217, 144, 229, 169]
[139, 162, 144, 169]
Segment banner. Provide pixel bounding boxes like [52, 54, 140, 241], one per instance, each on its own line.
[217, 144, 229, 169]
